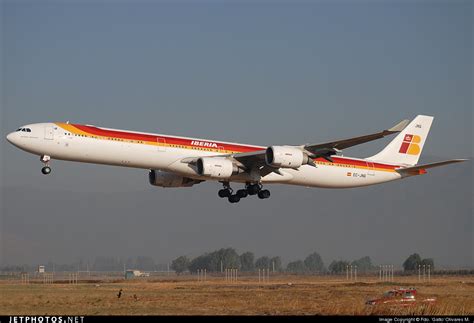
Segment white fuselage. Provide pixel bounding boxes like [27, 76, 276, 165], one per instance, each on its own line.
[6, 122, 402, 188]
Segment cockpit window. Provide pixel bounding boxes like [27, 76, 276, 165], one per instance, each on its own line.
[18, 128, 31, 132]
[16, 128, 22, 132]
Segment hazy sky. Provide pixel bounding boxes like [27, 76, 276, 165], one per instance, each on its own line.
[1, 1, 472, 268]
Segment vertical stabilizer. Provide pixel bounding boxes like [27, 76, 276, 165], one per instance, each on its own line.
[368, 115, 433, 166]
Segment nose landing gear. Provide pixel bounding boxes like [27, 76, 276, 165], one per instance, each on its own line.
[41, 166, 52, 175]
[40, 155, 52, 175]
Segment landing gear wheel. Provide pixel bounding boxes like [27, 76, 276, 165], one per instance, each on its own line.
[218, 182, 233, 198]
[218, 189, 232, 198]
[228, 195, 241, 203]
[257, 189, 270, 199]
[41, 166, 52, 175]
[247, 184, 260, 195]
[236, 189, 248, 198]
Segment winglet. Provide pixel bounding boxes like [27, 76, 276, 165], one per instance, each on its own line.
[388, 119, 410, 132]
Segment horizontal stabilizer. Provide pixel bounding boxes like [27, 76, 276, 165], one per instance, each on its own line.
[396, 159, 468, 176]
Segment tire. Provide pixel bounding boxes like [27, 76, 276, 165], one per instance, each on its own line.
[258, 190, 270, 199]
[228, 195, 240, 203]
[236, 189, 248, 198]
[218, 189, 231, 198]
[247, 185, 259, 195]
[41, 166, 51, 175]
[262, 189, 270, 199]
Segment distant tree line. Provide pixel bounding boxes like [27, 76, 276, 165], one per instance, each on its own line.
[171, 249, 379, 274]
[171, 248, 283, 275]
[5, 251, 473, 275]
[286, 255, 376, 274]
[170, 250, 445, 275]
[402, 253, 435, 272]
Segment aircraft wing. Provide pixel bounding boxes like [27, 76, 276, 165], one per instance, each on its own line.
[302, 119, 409, 160]
[230, 150, 266, 167]
[229, 118, 410, 169]
[181, 118, 410, 176]
[228, 150, 276, 177]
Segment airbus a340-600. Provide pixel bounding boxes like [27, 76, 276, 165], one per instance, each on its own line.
[6, 115, 467, 203]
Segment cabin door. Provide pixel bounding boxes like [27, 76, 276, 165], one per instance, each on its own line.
[157, 138, 166, 152]
[366, 161, 375, 176]
[44, 126, 54, 140]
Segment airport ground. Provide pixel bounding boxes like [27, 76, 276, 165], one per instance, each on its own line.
[0, 274, 473, 315]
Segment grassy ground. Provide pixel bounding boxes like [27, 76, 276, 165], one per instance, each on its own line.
[0, 275, 473, 315]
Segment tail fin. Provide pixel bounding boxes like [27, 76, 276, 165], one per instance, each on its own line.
[368, 115, 434, 166]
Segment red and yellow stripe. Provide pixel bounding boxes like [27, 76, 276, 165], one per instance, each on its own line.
[55, 123, 398, 173]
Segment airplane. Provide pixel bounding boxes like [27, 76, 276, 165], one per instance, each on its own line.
[5, 115, 467, 203]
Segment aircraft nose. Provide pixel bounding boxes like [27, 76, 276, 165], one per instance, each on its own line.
[6, 132, 15, 144]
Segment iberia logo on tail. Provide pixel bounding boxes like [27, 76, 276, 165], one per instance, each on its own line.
[399, 134, 421, 155]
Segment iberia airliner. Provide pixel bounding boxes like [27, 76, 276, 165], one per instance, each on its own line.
[6, 115, 467, 203]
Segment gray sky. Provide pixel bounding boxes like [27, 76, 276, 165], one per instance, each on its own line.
[1, 1, 472, 268]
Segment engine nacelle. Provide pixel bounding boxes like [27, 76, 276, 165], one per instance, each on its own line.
[265, 146, 311, 169]
[149, 170, 200, 188]
[196, 157, 240, 178]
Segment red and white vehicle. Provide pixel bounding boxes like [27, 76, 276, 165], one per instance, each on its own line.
[6, 115, 467, 203]
[366, 288, 436, 307]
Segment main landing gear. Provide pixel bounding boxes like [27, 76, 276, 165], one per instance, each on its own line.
[218, 182, 270, 203]
[40, 155, 52, 175]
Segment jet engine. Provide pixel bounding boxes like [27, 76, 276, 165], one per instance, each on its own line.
[196, 157, 240, 178]
[265, 146, 313, 169]
[149, 170, 201, 187]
